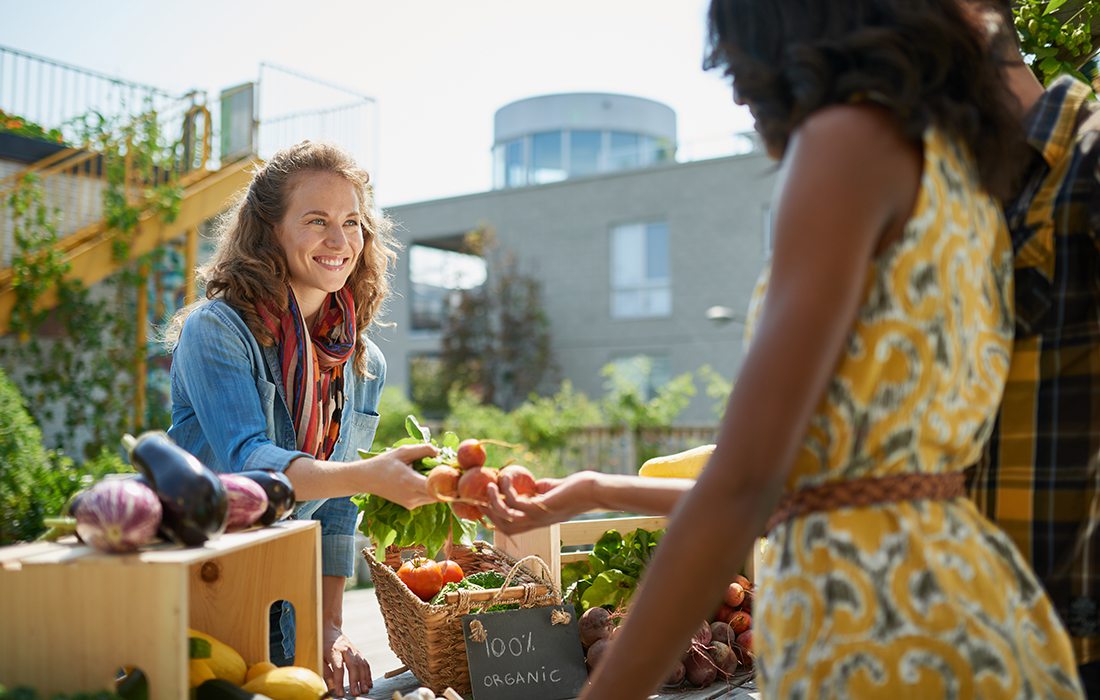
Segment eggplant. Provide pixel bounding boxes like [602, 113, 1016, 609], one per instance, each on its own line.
[234, 470, 296, 525]
[124, 431, 228, 546]
[219, 474, 269, 530]
[73, 478, 162, 553]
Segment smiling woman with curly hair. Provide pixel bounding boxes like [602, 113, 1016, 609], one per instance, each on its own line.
[165, 141, 436, 695]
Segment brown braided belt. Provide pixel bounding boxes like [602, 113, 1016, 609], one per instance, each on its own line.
[764, 471, 966, 534]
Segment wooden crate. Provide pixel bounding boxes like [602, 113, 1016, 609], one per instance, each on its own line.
[0, 520, 321, 698]
[494, 516, 764, 590]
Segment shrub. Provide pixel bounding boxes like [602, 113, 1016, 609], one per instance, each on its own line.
[373, 386, 423, 451]
[0, 367, 129, 545]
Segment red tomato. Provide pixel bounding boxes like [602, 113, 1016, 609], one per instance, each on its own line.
[397, 557, 444, 601]
[439, 560, 464, 585]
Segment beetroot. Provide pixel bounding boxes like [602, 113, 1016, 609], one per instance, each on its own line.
[709, 641, 739, 678]
[585, 639, 609, 671]
[710, 620, 735, 647]
[426, 465, 461, 500]
[74, 478, 162, 553]
[219, 474, 269, 530]
[683, 649, 717, 688]
[724, 581, 746, 608]
[736, 629, 753, 653]
[579, 607, 613, 649]
[499, 465, 538, 497]
[456, 439, 487, 469]
[714, 602, 735, 623]
[663, 661, 686, 687]
[693, 620, 712, 646]
[736, 629, 754, 669]
[729, 610, 752, 634]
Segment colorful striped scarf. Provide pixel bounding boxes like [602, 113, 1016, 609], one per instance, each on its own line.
[258, 287, 357, 459]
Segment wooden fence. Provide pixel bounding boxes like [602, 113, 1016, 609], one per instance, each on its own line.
[549, 425, 718, 476]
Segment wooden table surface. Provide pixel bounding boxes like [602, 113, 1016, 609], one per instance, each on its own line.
[364, 670, 759, 699]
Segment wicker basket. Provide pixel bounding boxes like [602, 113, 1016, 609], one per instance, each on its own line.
[365, 540, 562, 695]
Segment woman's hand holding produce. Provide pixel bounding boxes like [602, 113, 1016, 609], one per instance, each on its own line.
[483, 471, 597, 535]
[361, 443, 437, 510]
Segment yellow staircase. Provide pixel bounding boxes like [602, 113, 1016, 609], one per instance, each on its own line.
[0, 102, 255, 426]
[0, 117, 254, 336]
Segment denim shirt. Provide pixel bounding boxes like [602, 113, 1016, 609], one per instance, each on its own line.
[167, 298, 384, 579]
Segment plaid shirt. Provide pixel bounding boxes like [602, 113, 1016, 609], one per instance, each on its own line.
[969, 76, 1100, 665]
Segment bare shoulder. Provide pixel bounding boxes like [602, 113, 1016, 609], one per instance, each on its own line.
[787, 104, 922, 220]
[795, 103, 913, 154]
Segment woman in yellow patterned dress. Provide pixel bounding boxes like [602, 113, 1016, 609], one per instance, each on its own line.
[481, 0, 1085, 697]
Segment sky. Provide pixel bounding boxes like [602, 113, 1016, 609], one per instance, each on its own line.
[0, 0, 755, 208]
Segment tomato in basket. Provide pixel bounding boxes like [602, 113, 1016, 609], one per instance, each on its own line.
[397, 557, 445, 601]
[439, 559, 464, 585]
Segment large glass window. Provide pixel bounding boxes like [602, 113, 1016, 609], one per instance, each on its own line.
[409, 244, 487, 331]
[505, 140, 526, 188]
[531, 131, 565, 184]
[610, 221, 671, 318]
[569, 130, 601, 177]
[495, 129, 673, 189]
[609, 132, 640, 170]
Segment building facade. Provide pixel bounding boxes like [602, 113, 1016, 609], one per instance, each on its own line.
[377, 94, 776, 425]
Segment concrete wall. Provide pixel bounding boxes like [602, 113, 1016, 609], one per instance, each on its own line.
[379, 152, 778, 425]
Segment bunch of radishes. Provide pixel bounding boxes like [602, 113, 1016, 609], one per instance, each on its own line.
[425, 439, 538, 521]
[577, 574, 755, 689]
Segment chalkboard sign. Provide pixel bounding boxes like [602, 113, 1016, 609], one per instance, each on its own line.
[462, 604, 588, 700]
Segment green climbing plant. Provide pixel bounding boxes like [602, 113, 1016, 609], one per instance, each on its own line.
[2, 106, 185, 459]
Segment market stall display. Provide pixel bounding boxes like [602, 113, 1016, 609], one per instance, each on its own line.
[365, 541, 560, 696]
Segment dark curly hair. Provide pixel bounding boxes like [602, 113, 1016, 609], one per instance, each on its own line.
[705, 0, 1026, 199]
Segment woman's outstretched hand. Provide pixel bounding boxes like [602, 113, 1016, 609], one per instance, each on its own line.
[361, 443, 437, 509]
[483, 471, 599, 535]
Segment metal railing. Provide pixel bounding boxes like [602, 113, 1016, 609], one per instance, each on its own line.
[256, 61, 378, 177]
[0, 44, 215, 268]
[0, 45, 180, 145]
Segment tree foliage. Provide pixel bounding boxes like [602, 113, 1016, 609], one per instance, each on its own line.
[439, 227, 556, 412]
[1013, 0, 1100, 82]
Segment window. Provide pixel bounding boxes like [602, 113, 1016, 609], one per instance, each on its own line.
[610, 221, 671, 318]
[608, 131, 640, 170]
[608, 354, 672, 401]
[531, 131, 565, 184]
[408, 244, 487, 331]
[569, 130, 602, 176]
[505, 140, 526, 188]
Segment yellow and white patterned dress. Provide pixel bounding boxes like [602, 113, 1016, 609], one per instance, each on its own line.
[749, 129, 1083, 698]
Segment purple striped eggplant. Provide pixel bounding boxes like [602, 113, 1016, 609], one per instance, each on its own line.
[219, 474, 269, 530]
[73, 478, 163, 553]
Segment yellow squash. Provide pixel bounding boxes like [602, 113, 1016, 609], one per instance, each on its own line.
[189, 659, 217, 688]
[638, 444, 716, 479]
[241, 667, 328, 700]
[246, 661, 279, 682]
[188, 628, 247, 685]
